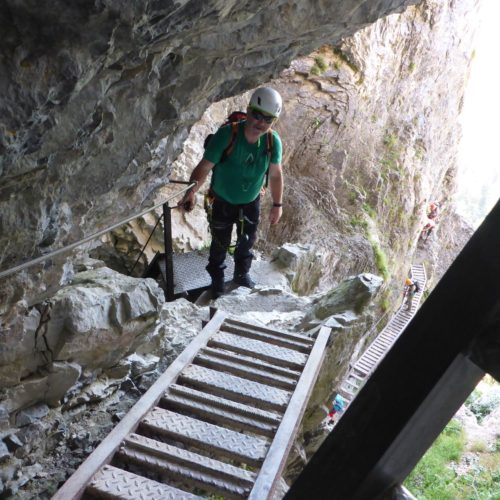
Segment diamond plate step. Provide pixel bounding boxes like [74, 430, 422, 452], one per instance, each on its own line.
[200, 346, 301, 381]
[141, 407, 270, 467]
[178, 364, 291, 412]
[194, 351, 297, 390]
[87, 464, 201, 500]
[159, 251, 235, 295]
[222, 320, 313, 353]
[225, 318, 314, 347]
[160, 384, 280, 437]
[209, 331, 308, 370]
[116, 434, 256, 499]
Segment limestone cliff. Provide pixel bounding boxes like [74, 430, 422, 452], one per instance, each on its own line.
[0, 0, 417, 305]
[0, 0, 478, 403]
[160, 0, 477, 297]
[0, 0, 483, 496]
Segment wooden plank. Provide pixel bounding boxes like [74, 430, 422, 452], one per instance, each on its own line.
[52, 310, 228, 500]
[248, 326, 331, 500]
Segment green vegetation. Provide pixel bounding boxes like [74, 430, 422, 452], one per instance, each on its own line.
[380, 288, 391, 312]
[349, 201, 389, 282]
[349, 215, 368, 231]
[381, 131, 404, 179]
[465, 377, 500, 423]
[371, 240, 389, 281]
[348, 191, 358, 204]
[312, 117, 323, 129]
[408, 61, 416, 73]
[332, 47, 360, 73]
[415, 146, 425, 161]
[314, 55, 328, 72]
[405, 417, 500, 499]
[310, 55, 328, 76]
[405, 419, 465, 498]
[197, 240, 211, 251]
[362, 203, 377, 219]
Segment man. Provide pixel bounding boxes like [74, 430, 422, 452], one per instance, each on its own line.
[404, 278, 420, 311]
[179, 87, 284, 299]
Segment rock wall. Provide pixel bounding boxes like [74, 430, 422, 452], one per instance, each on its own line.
[152, 0, 477, 295]
[0, 0, 481, 494]
[0, 0, 478, 388]
[0, 0, 417, 307]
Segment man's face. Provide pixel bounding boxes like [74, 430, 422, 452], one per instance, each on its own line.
[246, 106, 275, 136]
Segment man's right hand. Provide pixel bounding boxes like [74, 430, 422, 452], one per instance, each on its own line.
[178, 189, 196, 212]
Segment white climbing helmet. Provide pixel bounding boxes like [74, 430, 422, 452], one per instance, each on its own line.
[249, 87, 283, 118]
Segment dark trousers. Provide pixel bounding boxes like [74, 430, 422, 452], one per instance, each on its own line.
[206, 196, 260, 279]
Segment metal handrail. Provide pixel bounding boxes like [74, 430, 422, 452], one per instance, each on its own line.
[0, 181, 195, 280]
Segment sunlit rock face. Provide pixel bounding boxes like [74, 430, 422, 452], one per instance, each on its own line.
[163, 0, 478, 294]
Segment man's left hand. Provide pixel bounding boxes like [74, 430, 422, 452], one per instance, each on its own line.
[269, 206, 282, 225]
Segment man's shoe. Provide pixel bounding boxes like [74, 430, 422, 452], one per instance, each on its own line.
[211, 276, 225, 299]
[233, 273, 256, 288]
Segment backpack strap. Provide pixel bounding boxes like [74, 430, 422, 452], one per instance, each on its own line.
[220, 122, 240, 163]
[209, 122, 240, 191]
[264, 129, 274, 188]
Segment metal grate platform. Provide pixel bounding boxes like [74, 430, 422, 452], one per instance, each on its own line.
[158, 250, 235, 295]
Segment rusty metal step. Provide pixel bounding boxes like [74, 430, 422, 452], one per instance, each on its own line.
[209, 331, 308, 370]
[160, 384, 280, 437]
[116, 434, 256, 499]
[140, 407, 270, 468]
[177, 364, 291, 412]
[87, 464, 202, 499]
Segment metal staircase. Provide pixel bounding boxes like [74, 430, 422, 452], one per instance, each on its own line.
[53, 309, 331, 500]
[338, 264, 427, 406]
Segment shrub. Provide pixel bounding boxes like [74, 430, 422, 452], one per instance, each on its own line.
[405, 419, 466, 498]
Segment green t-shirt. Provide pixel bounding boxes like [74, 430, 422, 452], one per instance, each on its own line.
[204, 122, 282, 204]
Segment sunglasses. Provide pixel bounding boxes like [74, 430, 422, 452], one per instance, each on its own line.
[250, 108, 274, 124]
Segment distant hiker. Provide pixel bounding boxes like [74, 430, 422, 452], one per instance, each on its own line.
[427, 201, 440, 220]
[421, 218, 436, 242]
[421, 202, 439, 242]
[328, 394, 345, 423]
[178, 87, 284, 299]
[403, 278, 420, 311]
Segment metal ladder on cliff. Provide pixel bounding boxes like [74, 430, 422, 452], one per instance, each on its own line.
[53, 308, 330, 500]
[338, 264, 426, 406]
